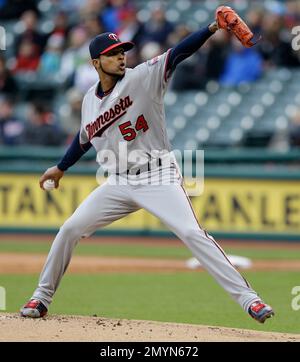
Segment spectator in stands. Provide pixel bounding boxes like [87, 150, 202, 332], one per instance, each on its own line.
[79, 0, 104, 16]
[46, 11, 70, 41]
[245, 7, 264, 35]
[0, 56, 18, 96]
[167, 24, 205, 92]
[22, 102, 66, 146]
[205, 30, 229, 81]
[167, 25, 228, 90]
[284, 0, 300, 29]
[54, 0, 85, 13]
[0, 97, 24, 145]
[14, 10, 46, 56]
[60, 88, 84, 141]
[82, 13, 105, 39]
[39, 34, 64, 76]
[139, 6, 174, 47]
[258, 11, 300, 68]
[220, 37, 263, 86]
[167, 25, 200, 90]
[101, 0, 131, 33]
[0, 0, 38, 20]
[117, 7, 144, 46]
[59, 27, 89, 85]
[13, 40, 40, 73]
[71, 15, 104, 93]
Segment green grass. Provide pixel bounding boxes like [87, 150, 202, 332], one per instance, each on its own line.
[1, 238, 299, 334]
[219, 248, 300, 261]
[0, 240, 300, 260]
[2, 271, 299, 334]
[0, 241, 192, 259]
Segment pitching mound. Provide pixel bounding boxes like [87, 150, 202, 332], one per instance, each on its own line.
[0, 313, 299, 342]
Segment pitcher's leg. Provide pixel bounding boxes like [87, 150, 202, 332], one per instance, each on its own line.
[133, 184, 259, 312]
[32, 183, 139, 309]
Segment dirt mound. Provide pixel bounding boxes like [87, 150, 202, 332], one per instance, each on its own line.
[0, 313, 299, 342]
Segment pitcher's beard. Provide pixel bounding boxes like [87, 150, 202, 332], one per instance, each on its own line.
[99, 62, 125, 79]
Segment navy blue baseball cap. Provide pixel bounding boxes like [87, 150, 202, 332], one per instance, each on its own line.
[89, 32, 135, 59]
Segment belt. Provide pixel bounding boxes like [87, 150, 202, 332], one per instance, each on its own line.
[116, 158, 162, 175]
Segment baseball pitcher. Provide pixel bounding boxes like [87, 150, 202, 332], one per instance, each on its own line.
[20, 7, 274, 324]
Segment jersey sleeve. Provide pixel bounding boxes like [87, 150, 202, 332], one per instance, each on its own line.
[136, 49, 172, 103]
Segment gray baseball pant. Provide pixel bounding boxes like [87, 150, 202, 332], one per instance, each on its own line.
[32, 178, 259, 312]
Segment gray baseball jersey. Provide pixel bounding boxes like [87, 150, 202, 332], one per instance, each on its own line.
[80, 50, 174, 174]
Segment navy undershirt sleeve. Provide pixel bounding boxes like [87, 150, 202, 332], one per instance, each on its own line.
[57, 131, 92, 171]
[167, 26, 214, 75]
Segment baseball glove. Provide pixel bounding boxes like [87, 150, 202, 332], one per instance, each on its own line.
[215, 6, 261, 48]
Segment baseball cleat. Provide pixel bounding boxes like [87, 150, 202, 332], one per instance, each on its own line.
[248, 301, 274, 323]
[20, 299, 48, 318]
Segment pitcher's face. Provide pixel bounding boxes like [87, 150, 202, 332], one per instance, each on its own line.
[93, 47, 126, 77]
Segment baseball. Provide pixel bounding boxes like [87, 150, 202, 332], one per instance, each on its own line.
[43, 179, 55, 191]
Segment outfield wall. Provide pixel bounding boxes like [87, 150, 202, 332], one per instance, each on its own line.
[0, 172, 299, 240]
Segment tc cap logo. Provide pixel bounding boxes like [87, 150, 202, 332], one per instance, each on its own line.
[109, 33, 119, 42]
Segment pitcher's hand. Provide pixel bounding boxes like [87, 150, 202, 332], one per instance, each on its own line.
[39, 166, 64, 190]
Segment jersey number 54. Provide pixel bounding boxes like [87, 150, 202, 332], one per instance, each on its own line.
[119, 115, 149, 141]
